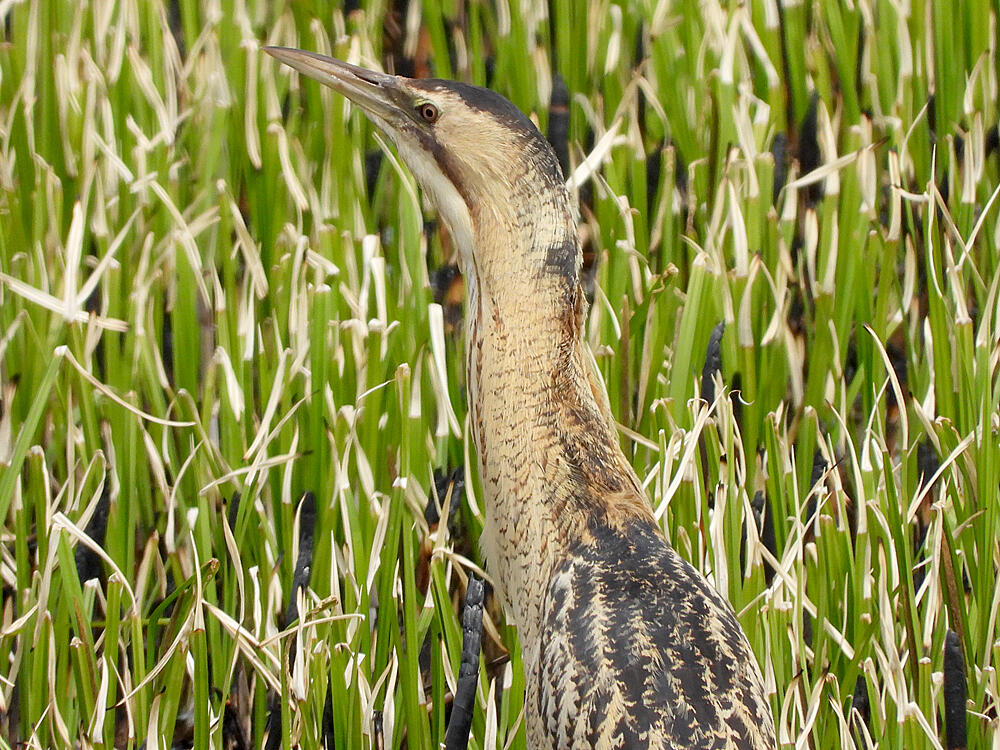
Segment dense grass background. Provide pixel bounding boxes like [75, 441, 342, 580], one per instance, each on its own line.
[1, 0, 999, 747]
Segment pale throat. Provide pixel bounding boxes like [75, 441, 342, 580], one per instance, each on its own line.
[449, 182, 636, 634]
[432, 160, 590, 452]
[467, 177, 579, 305]
[460, 195, 590, 452]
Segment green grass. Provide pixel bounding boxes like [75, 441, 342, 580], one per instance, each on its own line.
[1, 0, 999, 747]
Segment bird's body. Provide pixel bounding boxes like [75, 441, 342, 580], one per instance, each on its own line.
[266, 47, 776, 749]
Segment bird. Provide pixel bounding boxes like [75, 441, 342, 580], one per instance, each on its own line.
[264, 46, 777, 750]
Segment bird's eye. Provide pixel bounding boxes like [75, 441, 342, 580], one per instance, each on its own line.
[418, 103, 440, 123]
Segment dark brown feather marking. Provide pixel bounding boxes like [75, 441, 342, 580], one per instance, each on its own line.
[542, 237, 579, 285]
[267, 49, 776, 750]
[536, 518, 774, 749]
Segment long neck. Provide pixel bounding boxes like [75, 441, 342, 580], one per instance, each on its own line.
[462, 180, 653, 647]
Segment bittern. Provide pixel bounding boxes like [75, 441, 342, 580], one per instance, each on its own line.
[265, 46, 776, 749]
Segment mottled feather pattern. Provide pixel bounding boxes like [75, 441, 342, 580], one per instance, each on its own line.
[262, 51, 776, 750]
[392, 77, 778, 750]
[535, 519, 774, 749]
[467, 236, 775, 747]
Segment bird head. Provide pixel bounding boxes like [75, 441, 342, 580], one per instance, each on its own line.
[264, 47, 576, 289]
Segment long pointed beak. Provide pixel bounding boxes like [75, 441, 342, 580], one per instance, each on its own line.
[263, 47, 405, 124]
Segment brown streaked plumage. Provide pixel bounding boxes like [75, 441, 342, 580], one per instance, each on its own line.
[265, 46, 776, 749]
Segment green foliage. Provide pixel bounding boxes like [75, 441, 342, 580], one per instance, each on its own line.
[1, 0, 998, 747]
